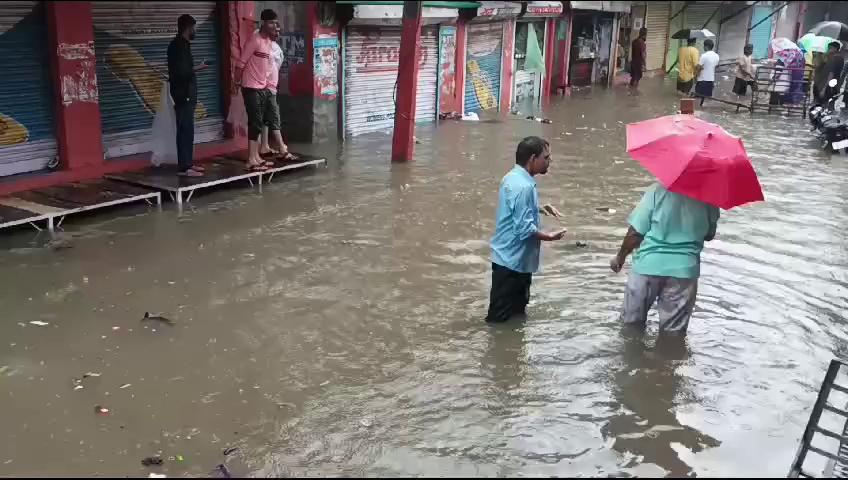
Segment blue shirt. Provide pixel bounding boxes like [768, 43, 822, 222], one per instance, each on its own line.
[491, 165, 541, 273]
[629, 183, 720, 279]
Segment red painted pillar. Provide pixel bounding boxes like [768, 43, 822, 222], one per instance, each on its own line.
[46, 1, 103, 171]
[455, 18, 468, 115]
[499, 19, 515, 113]
[543, 18, 555, 103]
[391, 1, 423, 163]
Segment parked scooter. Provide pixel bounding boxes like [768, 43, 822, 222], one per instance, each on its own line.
[809, 78, 848, 152]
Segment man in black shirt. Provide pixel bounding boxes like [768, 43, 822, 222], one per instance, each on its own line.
[167, 14, 208, 177]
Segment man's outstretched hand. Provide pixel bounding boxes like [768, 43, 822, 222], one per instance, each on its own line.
[538, 228, 567, 242]
[541, 204, 563, 218]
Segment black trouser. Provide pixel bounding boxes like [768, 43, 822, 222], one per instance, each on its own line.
[486, 263, 532, 323]
[174, 102, 195, 172]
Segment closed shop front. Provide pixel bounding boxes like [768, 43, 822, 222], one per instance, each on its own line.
[343, 26, 438, 137]
[0, 1, 57, 177]
[717, 2, 751, 61]
[92, 2, 224, 159]
[644, 1, 670, 71]
[513, 1, 561, 109]
[750, 4, 775, 59]
[682, 2, 721, 36]
[465, 22, 504, 112]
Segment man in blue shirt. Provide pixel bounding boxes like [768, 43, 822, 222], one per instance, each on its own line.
[487, 136, 567, 323]
[609, 183, 720, 335]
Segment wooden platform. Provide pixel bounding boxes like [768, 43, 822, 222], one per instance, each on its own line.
[0, 179, 161, 232]
[106, 153, 326, 205]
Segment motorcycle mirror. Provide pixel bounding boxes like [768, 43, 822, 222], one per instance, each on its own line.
[829, 78, 839, 88]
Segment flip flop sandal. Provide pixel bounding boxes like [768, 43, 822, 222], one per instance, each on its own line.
[190, 165, 206, 172]
[281, 152, 300, 162]
[244, 164, 268, 173]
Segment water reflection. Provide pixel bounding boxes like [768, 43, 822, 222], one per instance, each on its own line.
[604, 334, 720, 477]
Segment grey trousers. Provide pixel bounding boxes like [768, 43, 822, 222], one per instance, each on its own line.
[620, 272, 698, 334]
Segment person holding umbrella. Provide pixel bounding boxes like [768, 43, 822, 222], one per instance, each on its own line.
[609, 115, 764, 336]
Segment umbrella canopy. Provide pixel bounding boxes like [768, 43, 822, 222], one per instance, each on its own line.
[798, 33, 838, 53]
[770, 37, 800, 53]
[671, 28, 715, 40]
[626, 115, 764, 210]
[771, 37, 804, 68]
[808, 21, 848, 42]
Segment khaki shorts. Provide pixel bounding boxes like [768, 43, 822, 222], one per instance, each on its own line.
[620, 272, 698, 334]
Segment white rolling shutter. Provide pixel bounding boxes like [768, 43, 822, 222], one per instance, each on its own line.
[0, 2, 57, 177]
[344, 26, 437, 137]
[645, 2, 670, 71]
[92, 2, 225, 159]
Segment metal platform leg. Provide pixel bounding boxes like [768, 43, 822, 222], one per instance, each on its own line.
[47, 216, 54, 232]
[176, 190, 183, 207]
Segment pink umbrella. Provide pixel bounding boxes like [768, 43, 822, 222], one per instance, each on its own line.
[626, 115, 765, 210]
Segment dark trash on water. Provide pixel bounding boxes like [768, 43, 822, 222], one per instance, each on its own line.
[211, 464, 231, 478]
[142, 312, 175, 326]
[141, 456, 164, 467]
[526, 116, 553, 124]
[223, 447, 239, 456]
[575, 241, 589, 248]
[94, 405, 111, 416]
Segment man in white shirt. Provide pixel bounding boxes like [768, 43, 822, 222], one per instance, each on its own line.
[694, 39, 719, 106]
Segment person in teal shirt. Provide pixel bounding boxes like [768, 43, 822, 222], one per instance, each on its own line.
[609, 183, 720, 334]
[487, 136, 567, 323]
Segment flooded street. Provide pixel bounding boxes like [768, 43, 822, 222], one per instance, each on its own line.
[2, 77, 847, 477]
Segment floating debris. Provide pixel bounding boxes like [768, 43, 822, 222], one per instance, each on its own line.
[141, 456, 163, 467]
[575, 241, 589, 248]
[148, 474, 167, 479]
[119, 383, 132, 389]
[94, 405, 111, 416]
[211, 464, 231, 478]
[142, 312, 174, 326]
[223, 447, 239, 456]
[29, 321, 49, 327]
[359, 418, 374, 428]
[596, 207, 617, 214]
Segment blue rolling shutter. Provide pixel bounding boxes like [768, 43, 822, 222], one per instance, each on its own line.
[465, 22, 503, 112]
[750, 5, 774, 60]
[92, 2, 224, 159]
[0, 1, 57, 177]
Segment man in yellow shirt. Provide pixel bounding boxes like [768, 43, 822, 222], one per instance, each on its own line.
[677, 38, 700, 94]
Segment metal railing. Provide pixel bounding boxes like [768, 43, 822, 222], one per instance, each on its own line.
[750, 64, 813, 117]
[789, 359, 848, 478]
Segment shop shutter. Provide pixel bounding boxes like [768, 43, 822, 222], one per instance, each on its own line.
[750, 5, 774, 59]
[92, 2, 224, 159]
[717, 3, 751, 61]
[683, 2, 721, 35]
[465, 22, 503, 112]
[344, 26, 438, 137]
[644, 1, 670, 71]
[0, 1, 57, 177]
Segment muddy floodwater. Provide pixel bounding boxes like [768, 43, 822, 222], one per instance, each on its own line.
[1, 78, 847, 477]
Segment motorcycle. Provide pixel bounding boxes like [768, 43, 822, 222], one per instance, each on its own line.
[809, 78, 848, 152]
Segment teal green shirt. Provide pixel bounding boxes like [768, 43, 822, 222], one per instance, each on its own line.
[629, 183, 720, 279]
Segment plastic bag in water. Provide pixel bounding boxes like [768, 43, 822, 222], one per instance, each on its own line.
[150, 81, 177, 167]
